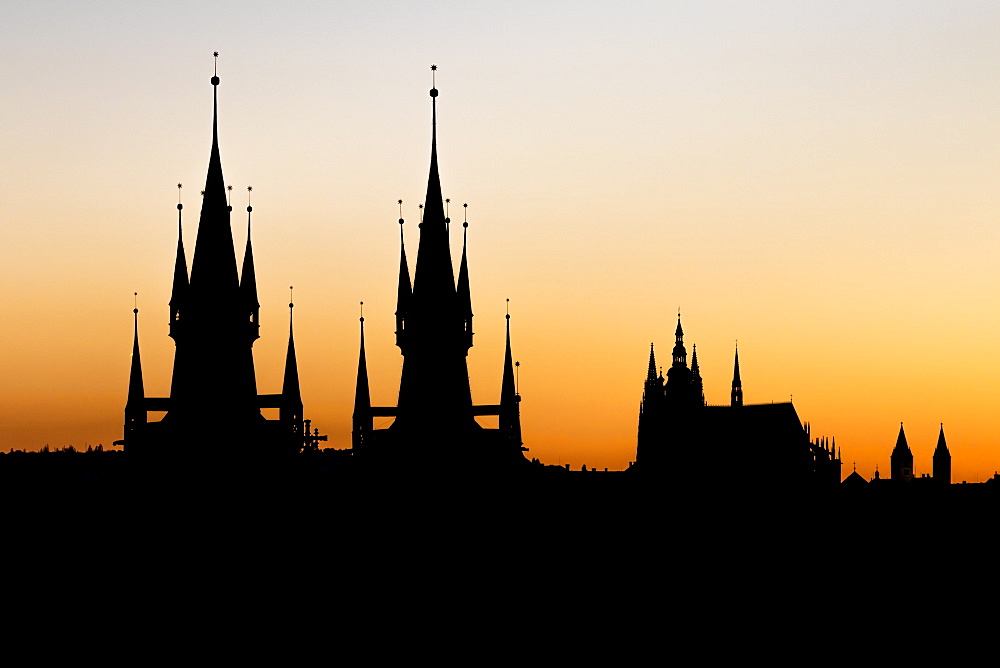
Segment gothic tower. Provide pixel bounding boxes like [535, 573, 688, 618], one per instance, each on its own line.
[356, 67, 527, 470]
[933, 423, 951, 486]
[890, 422, 914, 481]
[120, 57, 312, 455]
[164, 59, 261, 444]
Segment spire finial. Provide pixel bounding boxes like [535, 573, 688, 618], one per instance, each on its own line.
[463, 202, 469, 228]
[133, 291, 138, 315]
[418, 203, 424, 223]
[360, 300, 364, 322]
[212, 52, 220, 86]
[289, 285, 294, 310]
[177, 183, 183, 209]
[227, 184, 233, 207]
[506, 297, 510, 319]
[246, 185, 252, 211]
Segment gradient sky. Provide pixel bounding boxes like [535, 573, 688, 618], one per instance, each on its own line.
[3, 1, 1000, 481]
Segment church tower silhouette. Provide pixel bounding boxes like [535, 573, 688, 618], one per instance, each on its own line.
[118, 56, 308, 455]
[353, 67, 527, 471]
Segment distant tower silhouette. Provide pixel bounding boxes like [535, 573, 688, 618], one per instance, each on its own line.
[890, 422, 914, 481]
[933, 423, 951, 486]
[119, 57, 316, 454]
[634, 317, 841, 485]
[731, 344, 743, 407]
[355, 67, 527, 469]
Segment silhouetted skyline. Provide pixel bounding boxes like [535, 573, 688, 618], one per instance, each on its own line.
[4, 3, 1000, 480]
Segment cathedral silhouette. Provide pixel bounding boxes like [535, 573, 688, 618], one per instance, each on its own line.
[633, 315, 842, 485]
[118, 57, 306, 456]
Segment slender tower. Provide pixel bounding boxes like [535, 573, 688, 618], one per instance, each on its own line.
[280, 294, 303, 449]
[123, 298, 146, 445]
[392, 66, 477, 438]
[664, 314, 693, 405]
[933, 423, 951, 486]
[499, 303, 522, 449]
[163, 54, 263, 447]
[353, 305, 372, 450]
[731, 343, 743, 407]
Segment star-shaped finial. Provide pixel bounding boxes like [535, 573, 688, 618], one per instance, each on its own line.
[177, 183, 182, 189]
[214, 51, 219, 58]
[227, 185, 233, 192]
[247, 185, 252, 192]
[431, 64, 437, 71]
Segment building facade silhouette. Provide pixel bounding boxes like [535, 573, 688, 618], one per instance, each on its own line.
[119, 63, 305, 455]
[351, 71, 527, 470]
[634, 315, 842, 485]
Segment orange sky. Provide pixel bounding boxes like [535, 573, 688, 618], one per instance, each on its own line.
[3, 2, 1000, 481]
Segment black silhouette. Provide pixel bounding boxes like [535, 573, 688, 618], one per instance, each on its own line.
[633, 314, 842, 486]
[117, 57, 317, 456]
[351, 67, 527, 471]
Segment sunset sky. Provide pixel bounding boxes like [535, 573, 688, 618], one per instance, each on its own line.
[3, 1, 1000, 481]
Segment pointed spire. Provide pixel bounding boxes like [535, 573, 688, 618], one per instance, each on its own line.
[169, 184, 189, 321]
[456, 203, 473, 336]
[241, 186, 260, 319]
[646, 343, 657, 381]
[933, 422, 951, 485]
[935, 423, 949, 454]
[353, 302, 372, 449]
[189, 52, 239, 295]
[395, 200, 412, 344]
[500, 301, 522, 447]
[691, 343, 705, 406]
[671, 311, 687, 368]
[411, 64, 456, 302]
[128, 295, 144, 405]
[891, 422, 914, 481]
[731, 342, 743, 407]
[281, 290, 301, 403]
[894, 422, 908, 450]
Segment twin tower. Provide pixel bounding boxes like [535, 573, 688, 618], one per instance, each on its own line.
[121, 62, 527, 469]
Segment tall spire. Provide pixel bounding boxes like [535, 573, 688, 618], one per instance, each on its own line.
[731, 343, 743, 407]
[279, 291, 303, 451]
[410, 64, 456, 305]
[124, 295, 147, 446]
[281, 292, 300, 403]
[646, 343, 657, 382]
[169, 184, 188, 327]
[500, 301, 522, 447]
[394, 200, 412, 346]
[691, 344, 705, 406]
[456, 203, 473, 344]
[393, 65, 474, 434]
[128, 298, 144, 406]
[933, 422, 951, 486]
[671, 312, 687, 368]
[188, 52, 239, 298]
[353, 303, 372, 449]
[241, 186, 260, 338]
